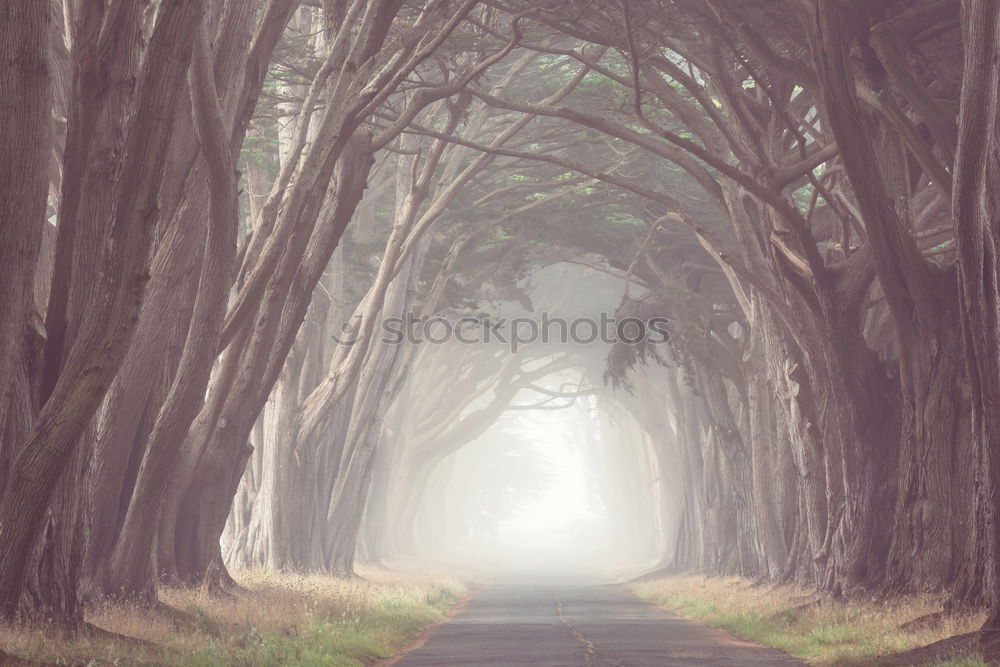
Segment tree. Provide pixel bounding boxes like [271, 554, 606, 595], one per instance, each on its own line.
[0, 0, 204, 621]
[953, 0, 1000, 658]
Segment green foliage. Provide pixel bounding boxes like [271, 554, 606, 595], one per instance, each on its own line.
[240, 133, 279, 167]
[605, 212, 645, 228]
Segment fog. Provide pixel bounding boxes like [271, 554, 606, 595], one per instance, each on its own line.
[361, 265, 670, 584]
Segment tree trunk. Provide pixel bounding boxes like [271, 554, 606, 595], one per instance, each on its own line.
[953, 0, 1000, 656]
[0, 0, 51, 485]
[0, 0, 202, 620]
[105, 15, 240, 599]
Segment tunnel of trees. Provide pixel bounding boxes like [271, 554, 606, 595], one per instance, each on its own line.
[4, 0, 1000, 660]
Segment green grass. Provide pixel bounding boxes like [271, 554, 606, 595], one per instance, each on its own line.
[631, 574, 986, 666]
[1, 569, 464, 665]
[178, 586, 455, 666]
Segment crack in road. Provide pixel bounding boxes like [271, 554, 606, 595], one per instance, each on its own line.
[553, 595, 620, 667]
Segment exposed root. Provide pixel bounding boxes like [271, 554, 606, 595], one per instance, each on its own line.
[880, 631, 978, 665]
[78, 621, 155, 649]
[897, 610, 946, 633]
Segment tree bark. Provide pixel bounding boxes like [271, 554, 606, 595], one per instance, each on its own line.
[0, 0, 51, 486]
[105, 14, 240, 599]
[953, 0, 1000, 657]
[0, 0, 203, 620]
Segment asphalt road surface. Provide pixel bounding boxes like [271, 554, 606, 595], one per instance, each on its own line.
[393, 584, 805, 666]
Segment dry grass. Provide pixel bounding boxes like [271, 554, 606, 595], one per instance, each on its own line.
[630, 574, 987, 666]
[0, 566, 465, 665]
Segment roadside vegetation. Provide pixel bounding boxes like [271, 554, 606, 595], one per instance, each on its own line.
[631, 575, 986, 666]
[0, 569, 463, 665]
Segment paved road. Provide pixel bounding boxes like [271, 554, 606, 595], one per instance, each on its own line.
[393, 585, 805, 666]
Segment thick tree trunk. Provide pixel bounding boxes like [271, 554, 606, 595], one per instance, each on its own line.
[953, 0, 1000, 656]
[886, 298, 970, 593]
[0, 1, 202, 620]
[83, 239, 200, 591]
[106, 16, 240, 599]
[160, 137, 374, 586]
[0, 0, 51, 481]
[748, 363, 789, 578]
[41, 0, 146, 400]
[325, 438, 380, 574]
[88, 0, 285, 594]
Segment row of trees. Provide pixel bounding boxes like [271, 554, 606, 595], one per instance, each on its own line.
[0, 0, 530, 624]
[349, 0, 1000, 655]
[3, 0, 1000, 660]
[463, 0, 1000, 657]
